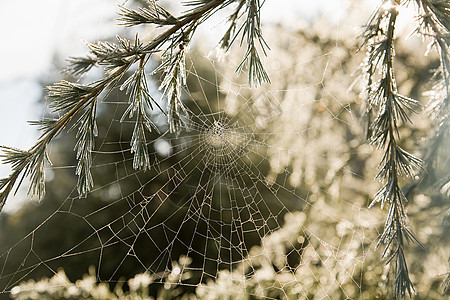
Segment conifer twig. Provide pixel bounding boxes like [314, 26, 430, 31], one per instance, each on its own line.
[361, 1, 424, 298]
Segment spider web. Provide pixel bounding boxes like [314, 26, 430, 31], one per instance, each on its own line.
[0, 6, 385, 300]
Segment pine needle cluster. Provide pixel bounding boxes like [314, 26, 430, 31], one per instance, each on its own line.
[361, 0, 449, 298]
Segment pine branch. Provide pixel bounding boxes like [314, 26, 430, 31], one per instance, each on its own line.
[235, 0, 270, 86]
[117, 3, 177, 27]
[120, 55, 161, 169]
[0, 146, 48, 211]
[72, 101, 98, 195]
[361, 1, 423, 298]
[0, 0, 252, 210]
[0, 57, 132, 205]
[152, 28, 192, 133]
[218, 0, 246, 49]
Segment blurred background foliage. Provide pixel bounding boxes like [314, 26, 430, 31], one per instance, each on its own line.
[0, 1, 448, 299]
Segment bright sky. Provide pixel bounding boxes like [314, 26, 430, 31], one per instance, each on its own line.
[0, 0, 374, 211]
